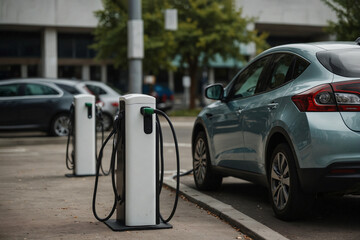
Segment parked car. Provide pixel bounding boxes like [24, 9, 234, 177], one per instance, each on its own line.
[82, 81, 121, 128]
[192, 41, 360, 220]
[34, 79, 121, 130]
[0, 79, 73, 136]
[143, 84, 174, 111]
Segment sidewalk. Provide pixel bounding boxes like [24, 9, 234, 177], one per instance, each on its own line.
[0, 141, 249, 239]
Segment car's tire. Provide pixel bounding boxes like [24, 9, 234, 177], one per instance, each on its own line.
[49, 113, 70, 137]
[193, 131, 222, 190]
[269, 143, 314, 220]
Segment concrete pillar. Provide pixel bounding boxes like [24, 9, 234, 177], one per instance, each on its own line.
[21, 65, 27, 78]
[128, 0, 143, 93]
[82, 65, 90, 80]
[168, 70, 174, 91]
[42, 28, 57, 78]
[101, 64, 107, 83]
[209, 68, 215, 85]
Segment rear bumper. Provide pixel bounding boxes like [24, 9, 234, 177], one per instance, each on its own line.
[298, 162, 360, 194]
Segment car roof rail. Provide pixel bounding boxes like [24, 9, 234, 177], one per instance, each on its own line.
[356, 37, 360, 45]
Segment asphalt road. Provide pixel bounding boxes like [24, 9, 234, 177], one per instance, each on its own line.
[160, 117, 360, 240]
[1, 116, 360, 240]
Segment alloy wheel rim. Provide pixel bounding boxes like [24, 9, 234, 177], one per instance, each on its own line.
[194, 138, 207, 184]
[54, 116, 70, 136]
[271, 152, 290, 210]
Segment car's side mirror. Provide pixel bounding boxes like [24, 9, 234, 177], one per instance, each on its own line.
[205, 84, 224, 100]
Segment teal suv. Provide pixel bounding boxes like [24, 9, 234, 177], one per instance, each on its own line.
[192, 42, 360, 220]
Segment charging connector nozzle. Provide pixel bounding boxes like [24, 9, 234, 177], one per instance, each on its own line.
[140, 107, 154, 115]
[140, 107, 154, 134]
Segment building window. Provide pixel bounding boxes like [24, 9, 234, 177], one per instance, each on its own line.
[27, 65, 39, 77]
[107, 65, 127, 91]
[58, 33, 96, 59]
[0, 31, 41, 58]
[0, 65, 21, 80]
[90, 66, 101, 81]
[58, 65, 82, 79]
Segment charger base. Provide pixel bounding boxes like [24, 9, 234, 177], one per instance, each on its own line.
[104, 220, 172, 231]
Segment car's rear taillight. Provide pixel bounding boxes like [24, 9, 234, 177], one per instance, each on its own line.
[111, 102, 119, 107]
[291, 84, 337, 112]
[291, 80, 360, 112]
[332, 80, 360, 111]
[162, 94, 167, 102]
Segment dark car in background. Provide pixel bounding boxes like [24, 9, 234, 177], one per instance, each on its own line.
[34, 78, 121, 130]
[143, 84, 174, 111]
[0, 79, 73, 136]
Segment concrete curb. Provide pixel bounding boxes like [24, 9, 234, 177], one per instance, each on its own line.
[163, 177, 289, 240]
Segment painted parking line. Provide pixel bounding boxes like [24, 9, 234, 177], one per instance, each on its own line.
[163, 142, 191, 148]
[0, 148, 27, 153]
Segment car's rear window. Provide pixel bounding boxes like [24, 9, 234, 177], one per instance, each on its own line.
[56, 84, 80, 94]
[316, 48, 360, 77]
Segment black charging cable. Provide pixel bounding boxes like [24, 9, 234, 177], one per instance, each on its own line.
[95, 104, 110, 176]
[65, 103, 75, 170]
[92, 114, 122, 222]
[143, 108, 180, 223]
[92, 108, 180, 224]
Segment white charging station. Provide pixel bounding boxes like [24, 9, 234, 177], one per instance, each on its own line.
[73, 94, 96, 176]
[119, 94, 156, 226]
[104, 94, 172, 231]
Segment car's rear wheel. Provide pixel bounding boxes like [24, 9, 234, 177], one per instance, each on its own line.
[193, 131, 222, 190]
[50, 113, 70, 137]
[269, 143, 314, 220]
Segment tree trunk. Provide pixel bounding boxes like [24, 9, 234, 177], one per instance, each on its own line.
[189, 62, 198, 109]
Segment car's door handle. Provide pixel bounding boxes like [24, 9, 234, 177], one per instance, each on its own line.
[267, 102, 279, 110]
[236, 108, 243, 115]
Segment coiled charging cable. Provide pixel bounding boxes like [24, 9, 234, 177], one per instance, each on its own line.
[92, 108, 180, 224]
[92, 114, 122, 222]
[65, 104, 75, 170]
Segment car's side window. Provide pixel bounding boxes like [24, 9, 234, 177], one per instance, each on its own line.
[24, 84, 59, 96]
[86, 85, 107, 95]
[267, 54, 295, 90]
[228, 56, 271, 99]
[293, 56, 310, 79]
[0, 84, 21, 97]
[57, 84, 80, 94]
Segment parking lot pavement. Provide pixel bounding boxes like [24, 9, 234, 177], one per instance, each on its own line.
[0, 139, 250, 240]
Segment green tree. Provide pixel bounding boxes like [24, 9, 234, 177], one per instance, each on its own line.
[92, 0, 175, 72]
[92, 0, 268, 108]
[322, 0, 360, 40]
[169, 0, 268, 108]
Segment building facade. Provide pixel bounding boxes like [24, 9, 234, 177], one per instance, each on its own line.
[0, 0, 337, 92]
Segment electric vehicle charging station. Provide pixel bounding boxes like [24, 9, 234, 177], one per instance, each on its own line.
[93, 93, 180, 231]
[66, 94, 96, 176]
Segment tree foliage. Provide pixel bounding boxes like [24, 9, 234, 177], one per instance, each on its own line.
[92, 0, 269, 108]
[92, 0, 175, 72]
[322, 0, 360, 40]
[169, 0, 268, 108]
